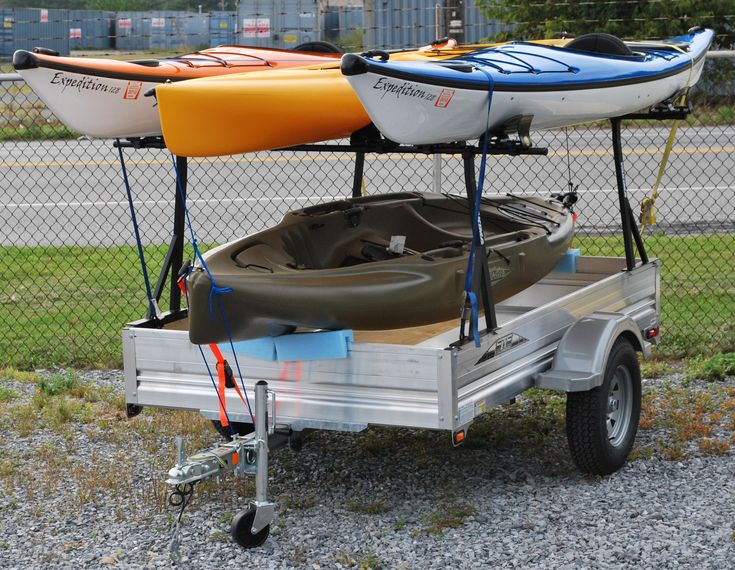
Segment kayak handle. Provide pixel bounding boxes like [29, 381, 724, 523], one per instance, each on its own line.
[361, 50, 390, 62]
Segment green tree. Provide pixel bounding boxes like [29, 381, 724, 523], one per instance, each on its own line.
[478, 0, 734, 46]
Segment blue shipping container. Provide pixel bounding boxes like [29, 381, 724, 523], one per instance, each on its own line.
[115, 11, 208, 51]
[1, 8, 14, 58]
[238, 0, 319, 49]
[210, 11, 237, 46]
[115, 11, 151, 51]
[68, 10, 115, 50]
[11, 8, 70, 56]
[364, 0, 505, 50]
[323, 6, 362, 42]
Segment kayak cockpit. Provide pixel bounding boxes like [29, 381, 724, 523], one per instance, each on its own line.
[228, 193, 547, 274]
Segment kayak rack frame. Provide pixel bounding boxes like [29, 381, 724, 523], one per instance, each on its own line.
[115, 132, 549, 343]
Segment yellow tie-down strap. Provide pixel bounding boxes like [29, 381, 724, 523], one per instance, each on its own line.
[639, 43, 694, 233]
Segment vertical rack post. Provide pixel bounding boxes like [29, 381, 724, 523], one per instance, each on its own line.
[610, 118, 648, 270]
[610, 118, 636, 271]
[462, 150, 497, 334]
[169, 156, 187, 311]
[432, 154, 442, 193]
[351, 151, 365, 198]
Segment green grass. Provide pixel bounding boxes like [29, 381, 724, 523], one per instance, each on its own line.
[0, 244, 182, 368]
[576, 233, 735, 358]
[0, 235, 732, 368]
[0, 124, 78, 141]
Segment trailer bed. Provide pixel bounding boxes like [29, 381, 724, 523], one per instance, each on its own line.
[124, 256, 659, 434]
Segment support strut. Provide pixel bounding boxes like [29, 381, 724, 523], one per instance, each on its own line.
[351, 152, 365, 198]
[610, 118, 648, 271]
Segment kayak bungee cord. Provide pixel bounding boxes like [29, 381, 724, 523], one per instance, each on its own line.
[461, 67, 495, 347]
[116, 140, 160, 321]
[170, 156, 255, 426]
[460, 46, 577, 76]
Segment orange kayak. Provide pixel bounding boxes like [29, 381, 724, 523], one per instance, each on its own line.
[12, 45, 342, 138]
[156, 40, 571, 157]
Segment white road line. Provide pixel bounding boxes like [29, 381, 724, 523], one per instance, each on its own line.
[1, 186, 733, 210]
[0, 195, 339, 210]
[0, 184, 735, 210]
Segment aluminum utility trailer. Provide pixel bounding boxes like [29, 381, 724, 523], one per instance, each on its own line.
[121, 111, 680, 548]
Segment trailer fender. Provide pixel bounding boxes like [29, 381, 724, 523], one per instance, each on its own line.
[535, 312, 650, 392]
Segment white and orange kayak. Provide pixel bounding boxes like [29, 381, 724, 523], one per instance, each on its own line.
[155, 40, 572, 157]
[12, 45, 342, 138]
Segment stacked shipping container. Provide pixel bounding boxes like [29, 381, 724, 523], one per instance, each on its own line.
[115, 11, 209, 51]
[0, 2, 504, 59]
[68, 11, 115, 51]
[209, 11, 238, 46]
[239, 0, 319, 49]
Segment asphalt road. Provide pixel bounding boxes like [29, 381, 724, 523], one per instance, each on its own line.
[1, 126, 733, 246]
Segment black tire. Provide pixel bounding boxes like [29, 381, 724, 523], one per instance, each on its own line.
[293, 40, 342, 54]
[211, 420, 254, 440]
[566, 337, 641, 476]
[231, 505, 270, 548]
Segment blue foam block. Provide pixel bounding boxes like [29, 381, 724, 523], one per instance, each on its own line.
[228, 337, 277, 361]
[274, 330, 353, 362]
[554, 248, 580, 273]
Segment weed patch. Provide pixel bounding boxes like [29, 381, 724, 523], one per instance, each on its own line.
[0, 386, 18, 402]
[698, 438, 731, 456]
[358, 552, 382, 570]
[347, 499, 390, 515]
[636, 380, 735, 461]
[279, 492, 317, 510]
[0, 368, 38, 383]
[419, 504, 476, 535]
[38, 370, 77, 396]
[686, 353, 735, 381]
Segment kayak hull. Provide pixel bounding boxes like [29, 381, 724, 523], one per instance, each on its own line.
[343, 58, 706, 144]
[153, 42, 569, 156]
[157, 67, 369, 155]
[342, 29, 713, 144]
[15, 64, 162, 138]
[12, 46, 341, 138]
[186, 192, 574, 344]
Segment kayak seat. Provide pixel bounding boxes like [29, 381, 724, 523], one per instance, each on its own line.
[565, 33, 635, 57]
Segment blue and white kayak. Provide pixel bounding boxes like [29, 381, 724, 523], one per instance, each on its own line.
[341, 28, 713, 144]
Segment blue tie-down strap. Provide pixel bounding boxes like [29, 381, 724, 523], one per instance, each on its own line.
[223, 330, 354, 362]
[554, 248, 580, 273]
[467, 291, 480, 348]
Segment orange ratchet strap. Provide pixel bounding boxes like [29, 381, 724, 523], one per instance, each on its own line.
[177, 272, 250, 429]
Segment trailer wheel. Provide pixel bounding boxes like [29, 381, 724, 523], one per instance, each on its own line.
[231, 505, 270, 548]
[565, 336, 641, 476]
[211, 420, 254, 440]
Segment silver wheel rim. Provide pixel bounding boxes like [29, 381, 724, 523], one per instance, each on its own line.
[607, 365, 633, 446]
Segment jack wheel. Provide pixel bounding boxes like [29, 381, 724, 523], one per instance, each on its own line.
[231, 505, 270, 548]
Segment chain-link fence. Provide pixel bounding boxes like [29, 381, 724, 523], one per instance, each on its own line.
[1, 46, 734, 368]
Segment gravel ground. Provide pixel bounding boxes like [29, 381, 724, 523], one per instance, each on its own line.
[0, 369, 734, 569]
